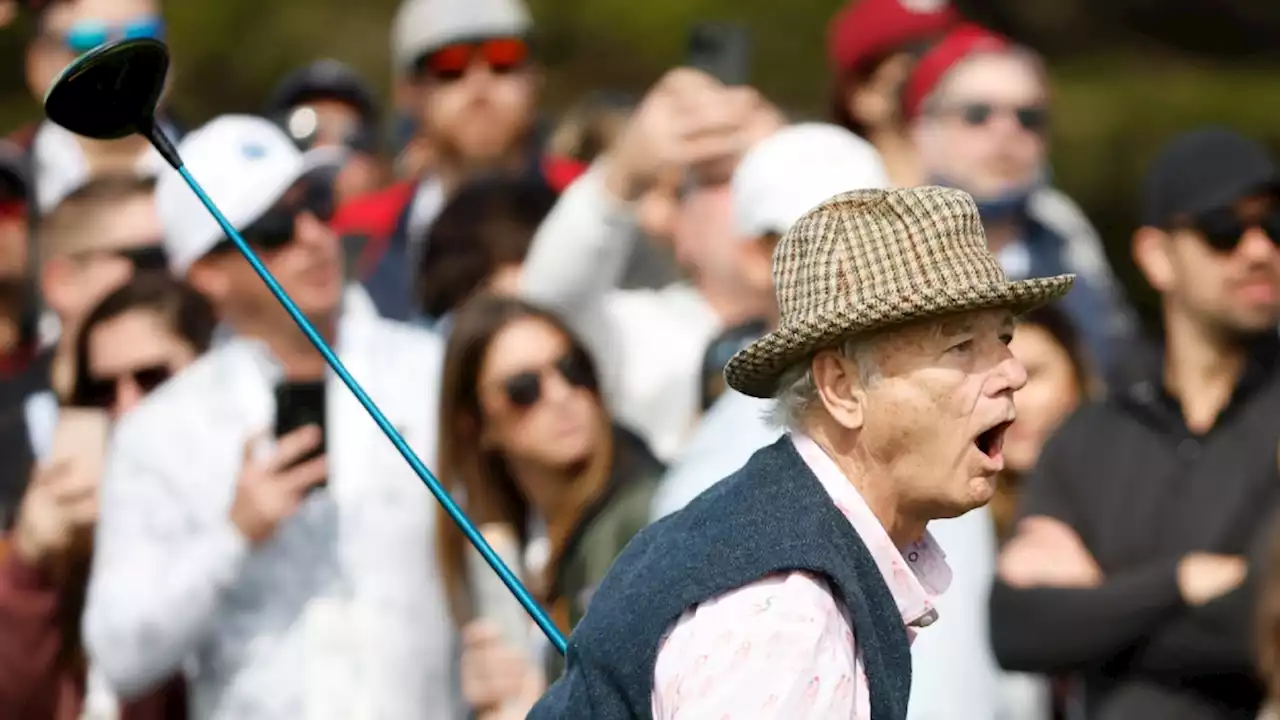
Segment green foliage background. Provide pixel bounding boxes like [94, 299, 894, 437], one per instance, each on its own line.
[2, 0, 1279, 318]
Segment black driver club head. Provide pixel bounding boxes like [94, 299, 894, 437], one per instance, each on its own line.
[43, 37, 169, 142]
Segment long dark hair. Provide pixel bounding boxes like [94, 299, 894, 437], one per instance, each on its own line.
[70, 273, 216, 408]
[434, 294, 612, 634]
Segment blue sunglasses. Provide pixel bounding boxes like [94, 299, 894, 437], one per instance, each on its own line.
[61, 16, 165, 55]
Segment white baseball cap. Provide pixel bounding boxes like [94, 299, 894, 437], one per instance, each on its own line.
[732, 123, 891, 239]
[392, 0, 532, 74]
[156, 114, 341, 276]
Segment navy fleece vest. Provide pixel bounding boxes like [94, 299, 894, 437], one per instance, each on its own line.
[528, 436, 912, 719]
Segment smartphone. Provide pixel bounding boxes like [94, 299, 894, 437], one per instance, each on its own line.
[686, 21, 752, 86]
[274, 380, 327, 484]
[47, 407, 110, 478]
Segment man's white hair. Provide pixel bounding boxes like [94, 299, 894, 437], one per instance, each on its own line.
[766, 336, 881, 431]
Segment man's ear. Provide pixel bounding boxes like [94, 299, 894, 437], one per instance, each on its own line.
[1132, 226, 1175, 293]
[812, 350, 866, 431]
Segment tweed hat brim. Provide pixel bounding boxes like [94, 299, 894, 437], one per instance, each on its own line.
[724, 273, 1075, 399]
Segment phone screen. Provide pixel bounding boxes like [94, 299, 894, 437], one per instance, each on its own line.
[47, 408, 110, 476]
[274, 380, 327, 481]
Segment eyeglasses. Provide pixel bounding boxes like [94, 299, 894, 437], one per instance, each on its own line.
[939, 102, 1049, 133]
[60, 16, 165, 55]
[1190, 205, 1280, 253]
[416, 37, 530, 82]
[211, 174, 336, 254]
[79, 363, 172, 410]
[498, 351, 596, 409]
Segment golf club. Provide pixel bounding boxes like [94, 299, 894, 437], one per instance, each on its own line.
[43, 38, 568, 655]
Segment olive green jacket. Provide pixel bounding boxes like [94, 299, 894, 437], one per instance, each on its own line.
[545, 425, 662, 679]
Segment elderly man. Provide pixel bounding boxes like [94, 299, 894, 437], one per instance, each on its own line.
[528, 185, 1073, 719]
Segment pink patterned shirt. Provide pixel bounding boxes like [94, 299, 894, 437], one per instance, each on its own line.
[651, 433, 952, 718]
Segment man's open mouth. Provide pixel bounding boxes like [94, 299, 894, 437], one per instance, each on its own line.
[975, 420, 1013, 459]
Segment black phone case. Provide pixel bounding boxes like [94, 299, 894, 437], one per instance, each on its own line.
[687, 22, 752, 86]
[274, 380, 327, 483]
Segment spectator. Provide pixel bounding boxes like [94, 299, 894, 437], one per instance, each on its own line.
[333, 0, 573, 321]
[0, 141, 36, 379]
[0, 174, 166, 533]
[992, 304, 1093, 543]
[826, 0, 959, 187]
[18, 0, 177, 214]
[82, 115, 458, 719]
[414, 176, 556, 329]
[521, 68, 783, 461]
[546, 91, 680, 291]
[437, 295, 664, 717]
[265, 59, 388, 206]
[0, 273, 212, 720]
[652, 121, 890, 518]
[69, 273, 215, 418]
[992, 127, 1280, 720]
[905, 23, 1134, 375]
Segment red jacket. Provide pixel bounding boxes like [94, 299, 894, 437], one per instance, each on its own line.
[0, 541, 186, 720]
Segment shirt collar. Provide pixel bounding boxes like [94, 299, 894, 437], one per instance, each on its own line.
[790, 431, 952, 629]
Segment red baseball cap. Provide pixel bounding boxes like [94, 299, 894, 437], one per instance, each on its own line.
[900, 23, 1011, 123]
[827, 0, 960, 76]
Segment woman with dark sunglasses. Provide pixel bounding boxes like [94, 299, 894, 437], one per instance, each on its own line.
[435, 294, 663, 719]
[0, 274, 212, 720]
[70, 273, 216, 419]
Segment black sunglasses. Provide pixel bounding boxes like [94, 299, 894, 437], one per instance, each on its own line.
[500, 352, 596, 409]
[943, 102, 1048, 133]
[79, 363, 172, 410]
[210, 174, 336, 255]
[1191, 205, 1280, 253]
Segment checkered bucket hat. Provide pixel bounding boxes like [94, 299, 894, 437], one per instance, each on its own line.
[724, 186, 1075, 399]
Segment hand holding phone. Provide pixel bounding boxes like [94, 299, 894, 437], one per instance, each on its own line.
[12, 408, 109, 564]
[228, 425, 328, 545]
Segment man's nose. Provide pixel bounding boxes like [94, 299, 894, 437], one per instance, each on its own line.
[994, 346, 1029, 395]
[1235, 225, 1277, 261]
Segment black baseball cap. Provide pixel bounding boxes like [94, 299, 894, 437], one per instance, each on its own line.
[1142, 127, 1277, 227]
[265, 59, 379, 126]
[0, 141, 27, 203]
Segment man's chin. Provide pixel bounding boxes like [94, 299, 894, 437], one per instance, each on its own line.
[939, 477, 999, 518]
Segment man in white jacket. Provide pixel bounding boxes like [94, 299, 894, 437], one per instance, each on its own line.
[82, 116, 459, 720]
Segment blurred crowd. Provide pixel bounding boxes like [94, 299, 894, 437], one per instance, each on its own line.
[0, 0, 1278, 718]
